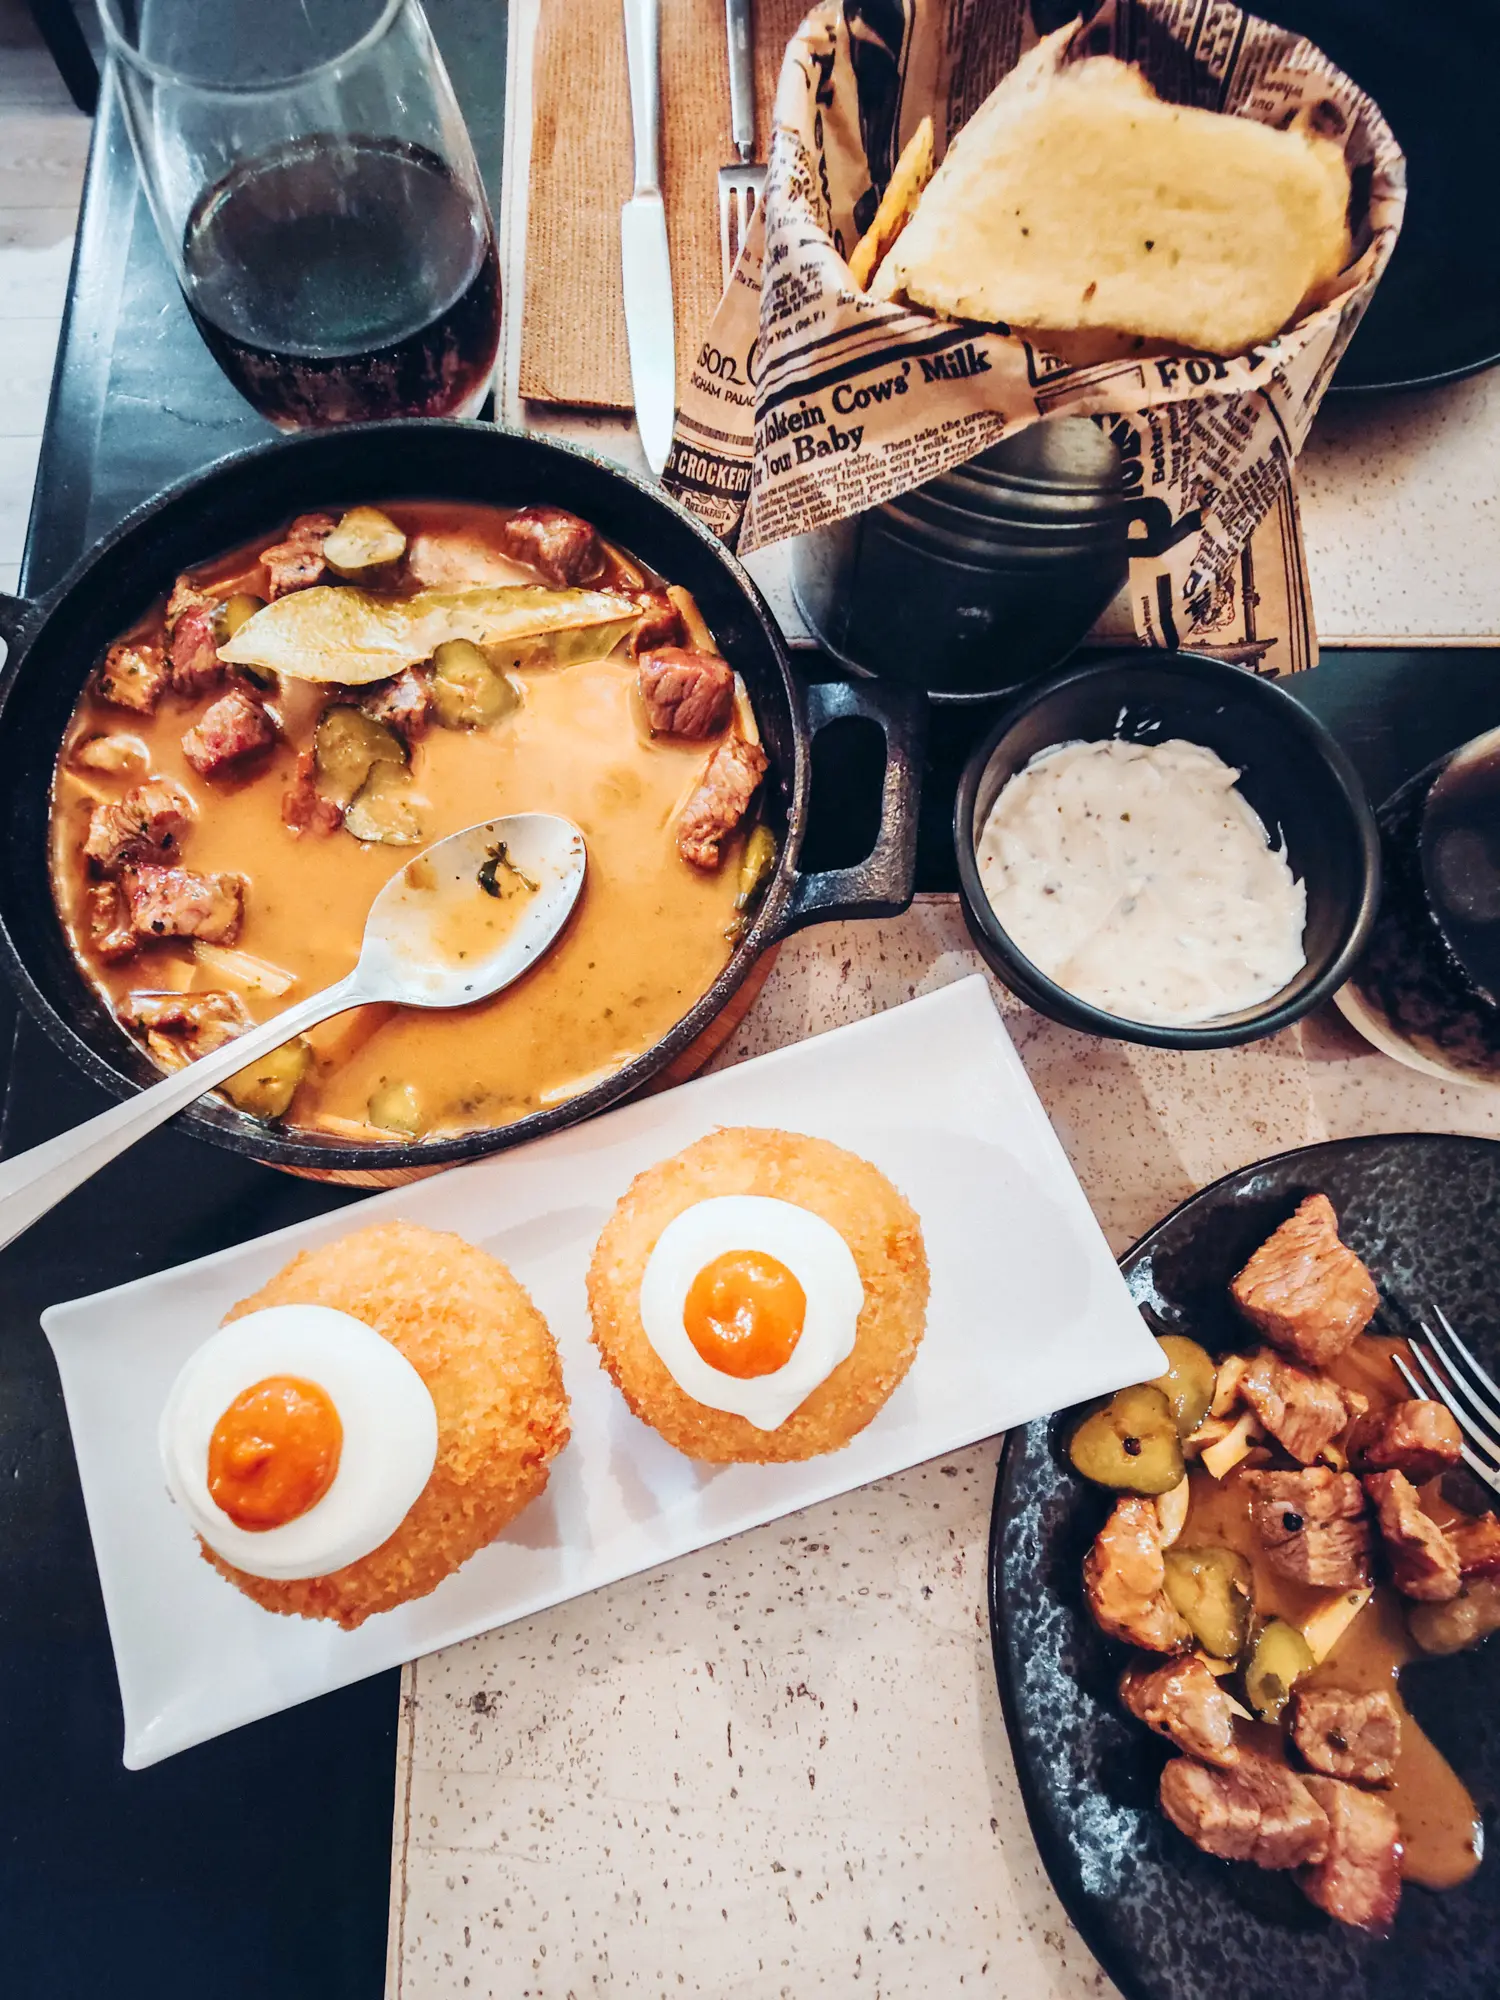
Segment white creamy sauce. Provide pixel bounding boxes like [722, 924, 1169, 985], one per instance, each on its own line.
[976, 737, 1307, 1026]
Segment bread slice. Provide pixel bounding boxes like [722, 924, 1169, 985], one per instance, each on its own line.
[886, 41, 1351, 355]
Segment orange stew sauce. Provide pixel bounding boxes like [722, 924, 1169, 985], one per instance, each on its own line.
[49, 503, 750, 1141]
[1186, 1332, 1483, 1890]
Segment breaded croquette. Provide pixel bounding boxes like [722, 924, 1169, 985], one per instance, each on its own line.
[207, 1220, 569, 1627]
[587, 1127, 928, 1462]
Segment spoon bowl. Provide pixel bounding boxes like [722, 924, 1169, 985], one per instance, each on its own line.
[0, 813, 587, 1253]
[358, 813, 587, 1008]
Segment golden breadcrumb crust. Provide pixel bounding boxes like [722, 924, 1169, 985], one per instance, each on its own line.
[587, 1127, 928, 1463]
[206, 1220, 569, 1628]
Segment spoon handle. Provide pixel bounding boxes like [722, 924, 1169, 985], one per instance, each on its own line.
[0, 975, 372, 1255]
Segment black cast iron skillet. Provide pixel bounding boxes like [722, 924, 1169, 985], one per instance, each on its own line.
[0, 420, 925, 1180]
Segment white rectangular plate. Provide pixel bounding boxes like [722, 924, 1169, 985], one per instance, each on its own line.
[43, 977, 1162, 1767]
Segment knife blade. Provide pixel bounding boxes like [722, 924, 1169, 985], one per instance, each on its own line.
[621, 0, 676, 475]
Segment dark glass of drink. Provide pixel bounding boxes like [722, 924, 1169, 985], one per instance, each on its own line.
[100, 0, 500, 429]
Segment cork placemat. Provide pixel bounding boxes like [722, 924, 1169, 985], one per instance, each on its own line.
[520, 0, 805, 412]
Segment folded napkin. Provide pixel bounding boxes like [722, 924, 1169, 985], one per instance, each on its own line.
[521, 0, 805, 412]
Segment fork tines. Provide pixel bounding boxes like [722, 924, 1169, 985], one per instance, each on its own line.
[1394, 1302, 1500, 1495]
[718, 163, 767, 290]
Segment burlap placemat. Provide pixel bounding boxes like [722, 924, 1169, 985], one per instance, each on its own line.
[520, 0, 805, 412]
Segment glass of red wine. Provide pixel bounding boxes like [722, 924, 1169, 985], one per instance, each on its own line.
[99, 0, 501, 429]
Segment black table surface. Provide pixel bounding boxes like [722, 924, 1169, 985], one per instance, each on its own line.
[2, 8, 506, 1997]
[5, 9, 1500, 1999]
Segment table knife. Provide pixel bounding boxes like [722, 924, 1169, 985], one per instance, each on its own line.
[621, 0, 676, 475]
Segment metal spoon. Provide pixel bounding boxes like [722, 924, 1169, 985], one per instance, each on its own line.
[0, 813, 587, 1254]
[1419, 725, 1500, 1006]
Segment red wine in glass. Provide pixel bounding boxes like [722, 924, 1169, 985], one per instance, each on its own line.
[180, 135, 501, 429]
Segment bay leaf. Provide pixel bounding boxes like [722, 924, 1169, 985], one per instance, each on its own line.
[218, 584, 640, 685]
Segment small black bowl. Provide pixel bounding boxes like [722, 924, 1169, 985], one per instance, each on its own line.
[953, 650, 1382, 1049]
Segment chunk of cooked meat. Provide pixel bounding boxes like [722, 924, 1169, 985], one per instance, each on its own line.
[124, 863, 244, 945]
[168, 600, 225, 697]
[496, 503, 604, 586]
[1159, 1750, 1330, 1870]
[165, 575, 212, 634]
[71, 732, 149, 777]
[1082, 1497, 1192, 1653]
[259, 512, 337, 597]
[87, 881, 138, 962]
[181, 685, 277, 778]
[1299, 1777, 1402, 1933]
[281, 749, 343, 838]
[82, 778, 195, 875]
[1230, 1194, 1379, 1366]
[638, 648, 736, 739]
[97, 639, 169, 714]
[1290, 1688, 1400, 1787]
[1406, 1575, 1500, 1654]
[1449, 1512, 1500, 1578]
[121, 989, 252, 1063]
[630, 587, 686, 654]
[1347, 1399, 1462, 1483]
[361, 667, 433, 743]
[1246, 1468, 1373, 1589]
[1120, 1655, 1238, 1767]
[677, 734, 768, 870]
[1364, 1469, 1461, 1601]
[1239, 1349, 1349, 1465]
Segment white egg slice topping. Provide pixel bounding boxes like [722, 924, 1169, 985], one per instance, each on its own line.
[159, 1304, 439, 1582]
[638, 1196, 865, 1430]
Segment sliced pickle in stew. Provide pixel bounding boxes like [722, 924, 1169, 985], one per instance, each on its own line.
[1148, 1335, 1218, 1439]
[1066, 1384, 1185, 1495]
[368, 1079, 426, 1137]
[1244, 1618, 1315, 1720]
[343, 763, 427, 845]
[322, 506, 408, 579]
[1162, 1545, 1253, 1662]
[314, 706, 407, 805]
[218, 592, 265, 640]
[736, 823, 777, 912]
[430, 640, 519, 728]
[220, 1036, 312, 1120]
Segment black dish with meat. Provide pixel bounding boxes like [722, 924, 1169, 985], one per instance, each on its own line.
[990, 1135, 1500, 2000]
[0, 420, 924, 1181]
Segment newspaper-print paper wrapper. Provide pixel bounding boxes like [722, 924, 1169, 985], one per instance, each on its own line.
[664, 0, 1404, 673]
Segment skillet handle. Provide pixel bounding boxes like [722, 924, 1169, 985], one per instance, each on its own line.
[780, 677, 926, 932]
[0, 591, 39, 666]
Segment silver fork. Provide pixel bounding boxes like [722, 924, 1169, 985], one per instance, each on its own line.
[1395, 1302, 1500, 1497]
[718, 0, 766, 286]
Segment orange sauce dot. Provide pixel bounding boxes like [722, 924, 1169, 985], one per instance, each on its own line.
[683, 1250, 806, 1379]
[207, 1375, 343, 1531]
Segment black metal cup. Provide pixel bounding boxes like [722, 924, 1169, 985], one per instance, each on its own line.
[790, 419, 1144, 703]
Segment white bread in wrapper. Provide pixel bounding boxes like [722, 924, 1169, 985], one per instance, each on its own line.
[886, 50, 1352, 355]
[663, 0, 1405, 673]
